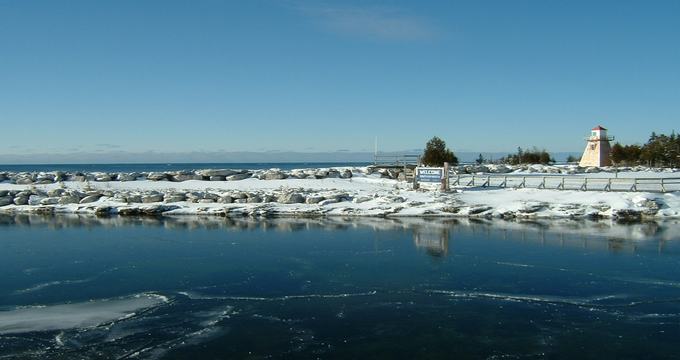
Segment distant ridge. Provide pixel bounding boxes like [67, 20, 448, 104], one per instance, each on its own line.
[0, 151, 581, 165]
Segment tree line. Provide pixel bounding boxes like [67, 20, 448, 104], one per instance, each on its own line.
[611, 132, 680, 167]
[420, 131, 679, 167]
[421, 137, 555, 166]
[497, 147, 554, 165]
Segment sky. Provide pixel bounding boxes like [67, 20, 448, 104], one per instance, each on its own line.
[1, 0, 678, 162]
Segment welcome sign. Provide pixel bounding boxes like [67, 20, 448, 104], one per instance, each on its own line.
[416, 167, 443, 182]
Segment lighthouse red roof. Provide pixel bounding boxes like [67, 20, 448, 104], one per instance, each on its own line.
[592, 125, 607, 131]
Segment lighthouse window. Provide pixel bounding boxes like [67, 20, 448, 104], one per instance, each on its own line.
[591, 131, 597, 137]
[590, 144, 596, 150]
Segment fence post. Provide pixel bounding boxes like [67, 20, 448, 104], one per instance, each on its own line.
[442, 162, 450, 191]
[413, 167, 420, 190]
[482, 176, 490, 187]
[661, 178, 666, 193]
[500, 176, 507, 188]
[630, 178, 637, 192]
[604, 178, 611, 192]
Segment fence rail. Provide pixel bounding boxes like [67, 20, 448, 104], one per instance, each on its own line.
[447, 173, 680, 193]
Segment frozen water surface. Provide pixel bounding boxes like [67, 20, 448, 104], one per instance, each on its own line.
[1, 215, 680, 359]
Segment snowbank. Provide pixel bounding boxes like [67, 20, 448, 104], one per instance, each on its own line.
[1, 167, 679, 220]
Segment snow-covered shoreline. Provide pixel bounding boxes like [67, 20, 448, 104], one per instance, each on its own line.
[1, 166, 679, 220]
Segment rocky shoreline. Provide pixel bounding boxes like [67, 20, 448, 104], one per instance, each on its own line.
[1, 164, 677, 186]
[1, 166, 678, 221]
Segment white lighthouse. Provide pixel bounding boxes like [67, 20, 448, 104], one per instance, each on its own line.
[579, 125, 613, 167]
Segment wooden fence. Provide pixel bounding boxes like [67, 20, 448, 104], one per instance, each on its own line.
[448, 174, 680, 193]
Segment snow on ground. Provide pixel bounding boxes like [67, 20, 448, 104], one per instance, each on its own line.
[1, 171, 679, 220]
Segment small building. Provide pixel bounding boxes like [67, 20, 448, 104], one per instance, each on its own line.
[579, 125, 613, 167]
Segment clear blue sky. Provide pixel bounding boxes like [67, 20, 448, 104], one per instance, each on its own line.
[1, 0, 678, 159]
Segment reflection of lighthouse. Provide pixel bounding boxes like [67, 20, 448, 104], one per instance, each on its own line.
[579, 125, 613, 167]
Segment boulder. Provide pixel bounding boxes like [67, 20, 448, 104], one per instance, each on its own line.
[15, 177, 34, 185]
[318, 198, 339, 206]
[186, 192, 204, 202]
[36, 173, 56, 183]
[289, 171, 306, 179]
[164, 193, 186, 203]
[327, 170, 340, 178]
[140, 205, 179, 216]
[79, 195, 102, 204]
[614, 209, 642, 222]
[204, 192, 220, 201]
[28, 195, 46, 205]
[95, 206, 113, 216]
[278, 192, 305, 204]
[306, 196, 325, 204]
[117, 173, 138, 181]
[112, 194, 129, 203]
[58, 195, 81, 205]
[352, 196, 372, 204]
[197, 199, 216, 203]
[209, 176, 226, 181]
[314, 170, 329, 179]
[230, 192, 247, 200]
[197, 169, 239, 177]
[48, 189, 66, 197]
[218, 195, 233, 204]
[13, 197, 28, 205]
[0, 173, 7, 182]
[147, 172, 168, 181]
[0, 190, 8, 197]
[640, 199, 661, 216]
[171, 174, 202, 182]
[118, 207, 141, 216]
[262, 170, 287, 180]
[94, 173, 112, 182]
[226, 173, 251, 181]
[127, 194, 143, 203]
[142, 193, 164, 203]
[0, 196, 12, 207]
[32, 206, 54, 215]
[247, 195, 262, 203]
[40, 197, 60, 205]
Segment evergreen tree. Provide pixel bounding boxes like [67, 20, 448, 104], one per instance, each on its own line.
[566, 155, 580, 163]
[421, 137, 458, 166]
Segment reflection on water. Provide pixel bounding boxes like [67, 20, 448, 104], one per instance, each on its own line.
[1, 214, 677, 256]
[1, 215, 680, 359]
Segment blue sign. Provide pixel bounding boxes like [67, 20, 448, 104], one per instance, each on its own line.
[416, 167, 443, 182]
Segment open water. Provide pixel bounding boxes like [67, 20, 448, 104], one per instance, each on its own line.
[0, 163, 371, 173]
[1, 216, 680, 359]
